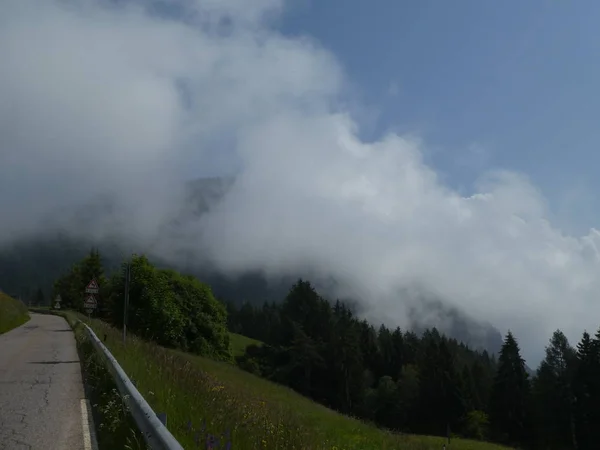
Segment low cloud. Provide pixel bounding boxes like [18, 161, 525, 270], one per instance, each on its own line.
[1, 0, 598, 365]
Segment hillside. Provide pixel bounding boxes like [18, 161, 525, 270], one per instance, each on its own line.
[72, 312, 511, 450]
[229, 332, 263, 357]
[0, 292, 29, 334]
[43, 250, 600, 449]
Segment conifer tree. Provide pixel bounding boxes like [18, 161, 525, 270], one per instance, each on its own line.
[573, 331, 596, 450]
[532, 330, 577, 449]
[489, 331, 531, 446]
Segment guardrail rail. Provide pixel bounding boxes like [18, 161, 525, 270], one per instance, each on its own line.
[81, 322, 184, 450]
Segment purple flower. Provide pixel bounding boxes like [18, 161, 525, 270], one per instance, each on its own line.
[205, 434, 217, 449]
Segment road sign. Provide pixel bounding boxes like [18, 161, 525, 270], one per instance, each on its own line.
[84, 295, 97, 308]
[55, 294, 62, 303]
[85, 279, 99, 294]
[84, 295, 97, 315]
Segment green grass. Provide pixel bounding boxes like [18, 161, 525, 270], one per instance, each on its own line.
[0, 292, 30, 334]
[69, 314, 148, 450]
[229, 332, 263, 357]
[62, 311, 512, 450]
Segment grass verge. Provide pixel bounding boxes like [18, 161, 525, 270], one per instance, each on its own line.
[62, 314, 148, 450]
[0, 292, 30, 334]
[57, 311, 513, 450]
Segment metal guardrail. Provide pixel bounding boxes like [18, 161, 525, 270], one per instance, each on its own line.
[81, 322, 185, 450]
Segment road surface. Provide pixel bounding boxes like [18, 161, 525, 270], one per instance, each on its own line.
[0, 313, 96, 450]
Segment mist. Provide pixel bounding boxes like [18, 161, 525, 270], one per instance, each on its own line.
[1, 0, 599, 366]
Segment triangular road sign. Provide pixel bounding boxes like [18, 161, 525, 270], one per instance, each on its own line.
[84, 295, 97, 307]
[85, 279, 99, 293]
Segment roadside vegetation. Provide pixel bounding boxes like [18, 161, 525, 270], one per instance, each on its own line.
[51, 249, 600, 450]
[0, 291, 29, 334]
[53, 249, 230, 360]
[61, 310, 510, 450]
[66, 313, 148, 450]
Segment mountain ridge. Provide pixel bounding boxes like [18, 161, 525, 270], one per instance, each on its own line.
[0, 176, 509, 361]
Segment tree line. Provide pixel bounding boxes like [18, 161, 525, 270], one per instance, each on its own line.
[228, 280, 600, 450]
[52, 249, 231, 360]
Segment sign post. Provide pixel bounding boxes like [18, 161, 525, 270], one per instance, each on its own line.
[54, 294, 62, 310]
[84, 279, 99, 323]
[85, 279, 99, 295]
[83, 295, 97, 322]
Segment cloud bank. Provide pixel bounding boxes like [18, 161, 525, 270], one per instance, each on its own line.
[1, 0, 599, 365]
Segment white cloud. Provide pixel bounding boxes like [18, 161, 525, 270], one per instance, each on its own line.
[0, 0, 598, 365]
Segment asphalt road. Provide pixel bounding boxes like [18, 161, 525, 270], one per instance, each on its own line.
[0, 313, 95, 450]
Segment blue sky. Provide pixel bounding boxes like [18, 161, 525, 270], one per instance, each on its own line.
[280, 0, 600, 232]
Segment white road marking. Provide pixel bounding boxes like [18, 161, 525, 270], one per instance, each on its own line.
[80, 398, 98, 450]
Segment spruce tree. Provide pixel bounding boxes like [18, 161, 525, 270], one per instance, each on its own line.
[489, 331, 531, 446]
[573, 328, 600, 448]
[573, 331, 597, 450]
[532, 330, 577, 449]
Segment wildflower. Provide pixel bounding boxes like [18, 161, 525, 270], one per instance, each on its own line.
[205, 434, 219, 449]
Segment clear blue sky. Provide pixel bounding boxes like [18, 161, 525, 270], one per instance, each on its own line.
[279, 0, 600, 233]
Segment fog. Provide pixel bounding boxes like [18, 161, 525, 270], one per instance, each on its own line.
[1, 0, 599, 366]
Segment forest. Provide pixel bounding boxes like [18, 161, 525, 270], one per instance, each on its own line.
[37, 249, 600, 449]
[227, 282, 600, 450]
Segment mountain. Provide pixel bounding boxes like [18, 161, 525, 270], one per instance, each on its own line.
[0, 176, 507, 357]
[408, 297, 504, 356]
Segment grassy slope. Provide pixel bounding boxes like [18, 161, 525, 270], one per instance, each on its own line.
[229, 332, 263, 357]
[65, 312, 512, 450]
[0, 292, 29, 334]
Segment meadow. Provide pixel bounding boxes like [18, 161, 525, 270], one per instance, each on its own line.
[229, 332, 263, 357]
[0, 292, 29, 334]
[57, 311, 514, 450]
